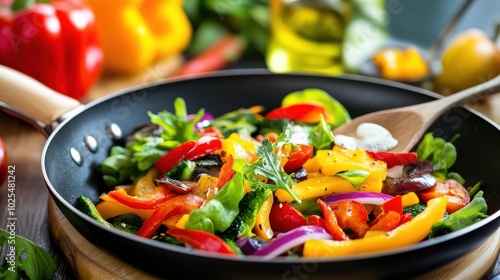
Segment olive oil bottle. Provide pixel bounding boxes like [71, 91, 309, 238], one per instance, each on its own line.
[266, 0, 351, 75]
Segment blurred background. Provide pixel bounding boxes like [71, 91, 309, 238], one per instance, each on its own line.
[0, 0, 499, 100]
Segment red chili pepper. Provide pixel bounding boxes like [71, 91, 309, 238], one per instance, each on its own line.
[107, 186, 174, 210]
[137, 194, 203, 238]
[330, 200, 370, 239]
[155, 138, 222, 174]
[283, 144, 314, 173]
[172, 35, 245, 77]
[217, 155, 235, 189]
[316, 199, 349, 241]
[269, 202, 307, 233]
[166, 228, 235, 255]
[366, 151, 419, 168]
[265, 103, 329, 124]
[0, 0, 103, 100]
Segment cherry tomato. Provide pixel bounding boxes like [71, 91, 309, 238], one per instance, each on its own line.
[0, 137, 8, 187]
[419, 179, 470, 214]
[269, 202, 307, 233]
[283, 144, 314, 173]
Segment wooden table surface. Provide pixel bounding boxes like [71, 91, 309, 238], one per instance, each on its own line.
[0, 61, 499, 279]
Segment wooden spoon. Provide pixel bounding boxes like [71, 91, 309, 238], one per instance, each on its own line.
[333, 75, 500, 152]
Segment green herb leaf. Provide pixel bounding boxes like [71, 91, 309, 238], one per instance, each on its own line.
[335, 170, 370, 191]
[429, 191, 488, 238]
[244, 124, 301, 203]
[0, 230, 56, 280]
[185, 169, 245, 233]
[309, 115, 335, 151]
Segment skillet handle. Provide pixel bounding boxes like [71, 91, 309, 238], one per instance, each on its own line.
[0, 65, 82, 132]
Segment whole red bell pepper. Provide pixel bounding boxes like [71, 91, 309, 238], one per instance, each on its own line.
[0, 0, 103, 100]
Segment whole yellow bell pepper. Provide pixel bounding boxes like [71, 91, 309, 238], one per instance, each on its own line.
[84, 0, 192, 75]
[302, 196, 448, 257]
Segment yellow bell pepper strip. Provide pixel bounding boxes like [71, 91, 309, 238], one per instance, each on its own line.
[166, 228, 236, 255]
[275, 176, 358, 204]
[137, 194, 204, 238]
[303, 196, 448, 257]
[253, 196, 274, 241]
[316, 146, 386, 192]
[133, 167, 160, 197]
[221, 133, 259, 163]
[96, 195, 153, 220]
[83, 0, 192, 75]
[401, 191, 419, 207]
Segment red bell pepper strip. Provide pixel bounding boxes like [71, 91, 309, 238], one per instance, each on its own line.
[307, 215, 326, 229]
[155, 138, 222, 174]
[137, 194, 204, 238]
[269, 202, 307, 233]
[0, 0, 103, 100]
[107, 186, 174, 210]
[283, 144, 314, 173]
[366, 151, 418, 168]
[381, 195, 403, 216]
[166, 228, 236, 255]
[330, 200, 370, 239]
[265, 103, 330, 124]
[369, 195, 403, 231]
[171, 35, 245, 77]
[217, 155, 235, 189]
[369, 211, 401, 231]
[155, 140, 196, 174]
[185, 137, 222, 160]
[316, 199, 349, 241]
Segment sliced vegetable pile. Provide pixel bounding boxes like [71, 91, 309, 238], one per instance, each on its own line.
[77, 88, 489, 258]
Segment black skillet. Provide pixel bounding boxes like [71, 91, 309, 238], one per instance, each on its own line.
[1, 66, 499, 280]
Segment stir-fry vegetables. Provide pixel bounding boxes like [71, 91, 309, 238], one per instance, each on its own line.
[81, 88, 489, 258]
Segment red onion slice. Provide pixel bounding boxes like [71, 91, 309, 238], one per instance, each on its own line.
[323, 192, 394, 206]
[251, 226, 332, 259]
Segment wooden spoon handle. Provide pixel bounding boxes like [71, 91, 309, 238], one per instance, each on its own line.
[416, 74, 500, 121]
[0, 65, 82, 130]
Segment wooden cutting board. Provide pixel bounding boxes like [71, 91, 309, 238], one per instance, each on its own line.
[47, 197, 500, 280]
